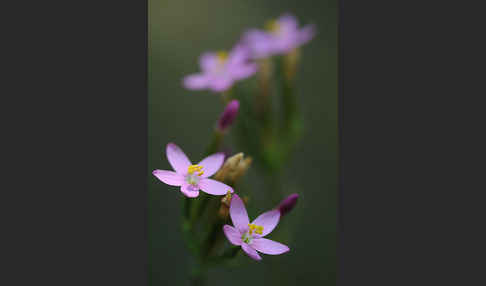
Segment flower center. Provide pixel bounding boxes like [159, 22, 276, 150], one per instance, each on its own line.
[186, 165, 204, 186]
[241, 232, 253, 244]
[265, 19, 280, 34]
[241, 224, 263, 244]
[248, 223, 264, 235]
[216, 51, 228, 65]
[188, 164, 204, 176]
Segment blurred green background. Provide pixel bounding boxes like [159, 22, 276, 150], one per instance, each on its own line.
[149, 0, 337, 285]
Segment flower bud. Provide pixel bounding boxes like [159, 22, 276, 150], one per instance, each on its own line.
[229, 157, 253, 182]
[277, 193, 299, 216]
[214, 152, 244, 181]
[217, 100, 240, 132]
[219, 191, 233, 218]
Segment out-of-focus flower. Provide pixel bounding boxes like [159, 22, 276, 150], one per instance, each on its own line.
[183, 45, 258, 92]
[241, 13, 316, 59]
[217, 100, 240, 132]
[277, 193, 299, 216]
[223, 194, 289, 261]
[152, 143, 234, 198]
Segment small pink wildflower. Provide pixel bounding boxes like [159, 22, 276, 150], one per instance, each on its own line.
[153, 143, 234, 198]
[241, 13, 316, 59]
[223, 194, 290, 261]
[183, 45, 257, 92]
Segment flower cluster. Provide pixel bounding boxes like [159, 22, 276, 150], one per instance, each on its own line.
[153, 143, 298, 261]
[242, 14, 316, 59]
[183, 45, 257, 92]
[183, 13, 315, 93]
[152, 12, 315, 283]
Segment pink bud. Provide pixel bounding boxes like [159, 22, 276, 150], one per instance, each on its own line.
[217, 100, 240, 131]
[277, 193, 299, 216]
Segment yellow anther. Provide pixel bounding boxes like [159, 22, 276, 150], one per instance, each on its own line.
[221, 190, 232, 207]
[265, 19, 279, 33]
[247, 223, 263, 235]
[187, 165, 204, 176]
[217, 51, 228, 63]
[255, 226, 263, 235]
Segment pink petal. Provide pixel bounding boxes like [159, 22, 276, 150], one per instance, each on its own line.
[197, 152, 224, 178]
[227, 44, 250, 65]
[223, 225, 242, 246]
[183, 74, 210, 90]
[243, 29, 270, 44]
[251, 238, 289, 255]
[209, 76, 233, 92]
[166, 143, 192, 174]
[198, 178, 233, 196]
[242, 29, 274, 59]
[199, 52, 218, 72]
[279, 13, 298, 30]
[298, 24, 316, 45]
[241, 243, 261, 261]
[152, 170, 184, 186]
[229, 194, 249, 233]
[180, 183, 199, 198]
[251, 209, 280, 237]
[229, 63, 258, 80]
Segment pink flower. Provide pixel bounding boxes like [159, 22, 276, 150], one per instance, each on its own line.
[241, 13, 316, 59]
[223, 194, 290, 261]
[152, 143, 234, 198]
[183, 45, 258, 92]
[277, 193, 299, 216]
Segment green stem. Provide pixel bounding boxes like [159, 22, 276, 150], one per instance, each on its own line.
[189, 261, 207, 286]
[276, 55, 302, 163]
[190, 193, 211, 225]
[282, 75, 296, 136]
[221, 89, 232, 104]
[202, 220, 224, 259]
[204, 130, 224, 156]
[184, 197, 192, 220]
[265, 170, 284, 205]
[201, 198, 228, 256]
[206, 246, 240, 265]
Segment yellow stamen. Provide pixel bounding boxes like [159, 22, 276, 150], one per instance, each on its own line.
[217, 51, 228, 64]
[221, 190, 232, 207]
[256, 226, 263, 235]
[187, 165, 204, 176]
[264, 19, 279, 33]
[247, 223, 264, 235]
